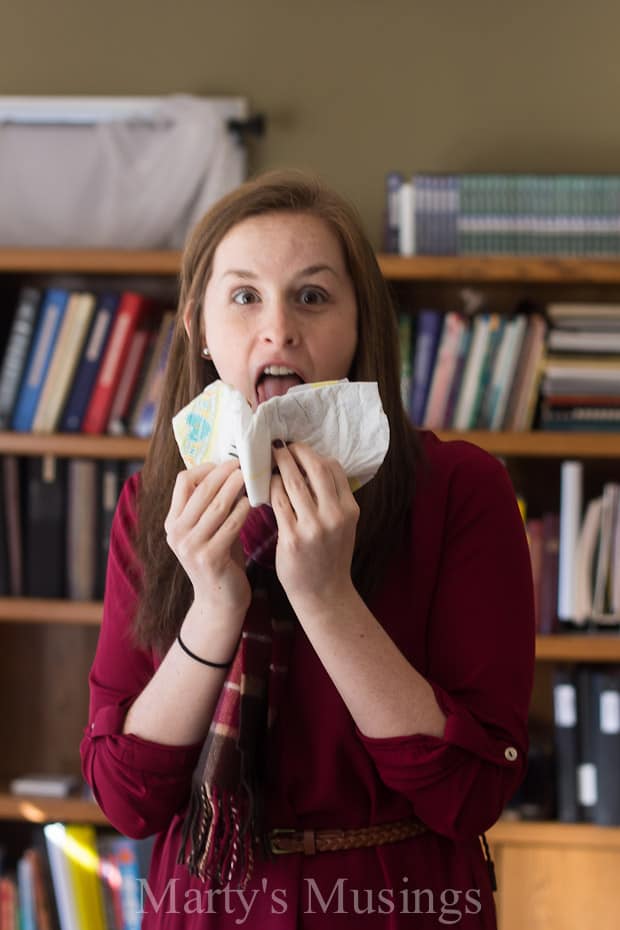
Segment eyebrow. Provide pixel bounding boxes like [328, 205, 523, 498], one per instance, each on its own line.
[221, 264, 340, 280]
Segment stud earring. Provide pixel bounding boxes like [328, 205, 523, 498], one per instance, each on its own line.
[201, 346, 212, 359]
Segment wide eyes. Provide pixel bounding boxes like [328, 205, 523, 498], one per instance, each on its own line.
[231, 287, 328, 307]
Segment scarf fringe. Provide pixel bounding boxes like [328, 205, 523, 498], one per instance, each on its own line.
[178, 781, 256, 890]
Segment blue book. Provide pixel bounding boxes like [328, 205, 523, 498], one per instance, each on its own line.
[11, 288, 69, 432]
[59, 292, 120, 432]
[408, 309, 443, 425]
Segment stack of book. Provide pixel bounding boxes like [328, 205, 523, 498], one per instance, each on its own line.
[0, 824, 152, 930]
[385, 173, 620, 257]
[539, 303, 620, 431]
[399, 308, 548, 431]
[553, 664, 620, 825]
[0, 286, 175, 437]
[0, 456, 136, 600]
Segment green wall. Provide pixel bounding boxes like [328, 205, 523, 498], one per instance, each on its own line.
[3, 0, 619, 246]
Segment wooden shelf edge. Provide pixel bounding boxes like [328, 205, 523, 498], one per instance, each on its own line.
[378, 254, 620, 283]
[433, 430, 620, 458]
[0, 432, 149, 459]
[0, 598, 102, 624]
[0, 430, 618, 459]
[0, 248, 182, 275]
[0, 791, 109, 825]
[489, 819, 620, 848]
[536, 634, 620, 661]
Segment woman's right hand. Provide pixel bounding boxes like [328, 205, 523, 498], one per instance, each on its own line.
[164, 459, 252, 617]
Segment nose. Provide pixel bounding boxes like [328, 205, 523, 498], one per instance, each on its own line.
[259, 297, 301, 348]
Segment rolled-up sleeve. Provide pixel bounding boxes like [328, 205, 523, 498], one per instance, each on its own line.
[357, 445, 535, 840]
[80, 475, 202, 838]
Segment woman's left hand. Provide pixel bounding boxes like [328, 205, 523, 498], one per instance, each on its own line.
[270, 441, 360, 609]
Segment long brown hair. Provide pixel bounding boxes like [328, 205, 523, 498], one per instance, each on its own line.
[135, 170, 421, 652]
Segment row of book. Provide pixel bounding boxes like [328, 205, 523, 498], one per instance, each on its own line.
[400, 301, 620, 432]
[539, 302, 620, 431]
[556, 464, 620, 627]
[0, 286, 175, 437]
[0, 456, 138, 600]
[553, 664, 620, 825]
[0, 824, 152, 930]
[385, 173, 620, 257]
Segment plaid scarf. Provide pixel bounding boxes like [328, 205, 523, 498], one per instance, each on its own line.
[178, 505, 296, 889]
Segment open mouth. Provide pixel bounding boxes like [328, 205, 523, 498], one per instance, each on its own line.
[256, 366, 305, 405]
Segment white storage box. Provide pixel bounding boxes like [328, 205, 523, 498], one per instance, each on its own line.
[0, 95, 248, 249]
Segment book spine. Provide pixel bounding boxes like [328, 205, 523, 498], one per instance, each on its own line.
[553, 665, 579, 822]
[0, 286, 41, 429]
[557, 460, 584, 625]
[59, 293, 120, 432]
[11, 289, 69, 432]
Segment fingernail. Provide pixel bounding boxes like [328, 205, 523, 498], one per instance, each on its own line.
[272, 439, 284, 449]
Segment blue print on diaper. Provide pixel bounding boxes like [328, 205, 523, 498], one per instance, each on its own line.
[187, 412, 211, 444]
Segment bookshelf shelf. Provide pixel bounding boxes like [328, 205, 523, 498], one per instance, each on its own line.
[434, 430, 620, 458]
[489, 819, 620, 849]
[0, 598, 102, 624]
[378, 253, 620, 284]
[0, 248, 181, 275]
[0, 432, 149, 459]
[0, 790, 108, 825]
[0, 430, 618, 461]
[536, 634, 620, 661]
[3, 249, 620, 284]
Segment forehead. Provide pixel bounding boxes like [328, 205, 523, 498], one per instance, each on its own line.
[211, 211, 346, 274]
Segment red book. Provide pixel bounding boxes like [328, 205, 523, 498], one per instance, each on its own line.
[82, 292, 153, 434]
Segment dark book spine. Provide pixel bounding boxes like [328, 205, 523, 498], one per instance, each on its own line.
[0, 287, 41, 429]
[553, 664, 580, 822]
[24, 456, 66, 598]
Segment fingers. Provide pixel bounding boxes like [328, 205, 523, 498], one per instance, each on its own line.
[271, 441, 351, 520]
[166, 459, 241, 530]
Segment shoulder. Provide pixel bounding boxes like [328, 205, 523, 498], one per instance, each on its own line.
[412, 429, 520, 529]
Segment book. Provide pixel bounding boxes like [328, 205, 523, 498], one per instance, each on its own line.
[107, 320, 155, 435]
[397, 312, 413, 412]
[553, 664, 579, 822]
[129, 311, 175, 438]
[59, 292, 120, 432]
[17, 852, 36, 930]
[9, 772, 80, 798]
[0, 286, 41, 429]
[592, 665, 620, 825]
[407, 308, 443, 425]
[557, 461, 583, 625]
[3, 455, 24, 596]
[538, 512, 560, 635]
[64, 824, 107, 930]
[43, 822, 80, 930]
[488, 314, 528, 430]
[82, 291, 152, 434]
[423, 311, 466, 429]
[32, 291, 97, 434]
[577, 665, 598, 823]
[0, 461, 8, 596]
[526, 518, 544, 632]
[573, 496, 603, 625]
[452, 313, 493, 430]
[11, 288, 70, 432]
[97, 459, 122, 599]
[591, 483, 620, 624]
[66, 459, 99, 601]
[24, 455, 67, 598]
[503, 313, 547, 431]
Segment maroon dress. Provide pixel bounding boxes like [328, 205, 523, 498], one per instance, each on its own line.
[81, 431, 535, 928]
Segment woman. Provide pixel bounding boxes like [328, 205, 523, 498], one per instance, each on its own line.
[81, 171, 535, 928]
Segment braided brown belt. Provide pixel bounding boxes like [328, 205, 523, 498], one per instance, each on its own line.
[268, 816, 426, 856]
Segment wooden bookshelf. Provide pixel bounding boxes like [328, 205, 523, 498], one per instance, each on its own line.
[489, 818, 620, 848]
[0, 248, 181, 275]
[0, 790, 109, 825]
[0, 431, 149, 459]
[0, 430, 618, 461]
[0, 598, 102, 625]
[377, 253, 620, 284]
[536, 634, 620, 661]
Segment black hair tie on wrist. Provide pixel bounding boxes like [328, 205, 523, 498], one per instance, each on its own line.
[176, 631, 235, 669]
